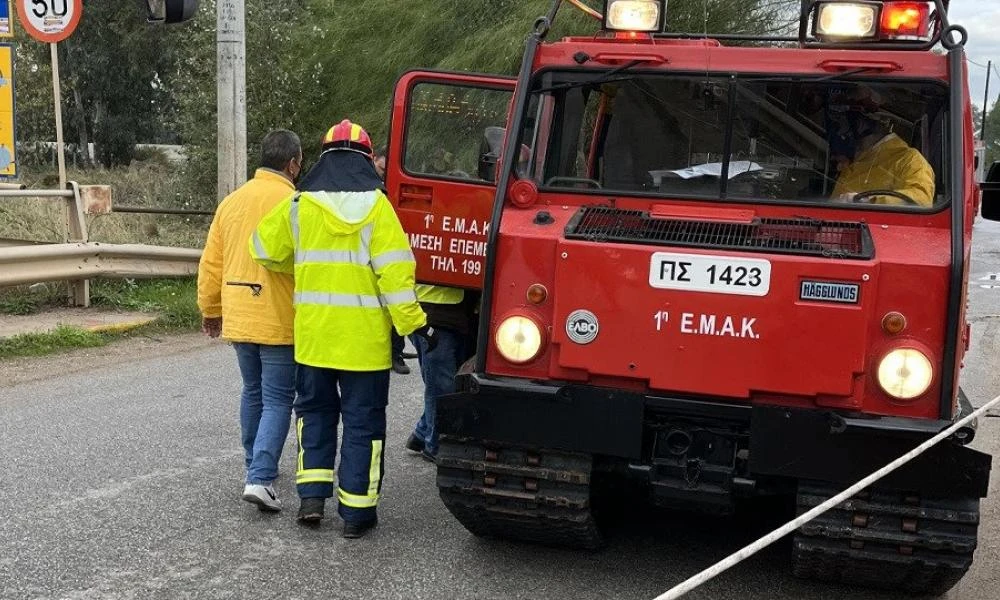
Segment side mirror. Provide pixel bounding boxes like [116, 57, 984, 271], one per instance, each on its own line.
[981, 161, 1000, 221]
[142, 0, 199, 24]
[477, 126, 506, 183]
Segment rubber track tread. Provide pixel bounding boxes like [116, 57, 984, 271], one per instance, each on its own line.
[791, 482, 980, 596]
[436, 439, 603, 550]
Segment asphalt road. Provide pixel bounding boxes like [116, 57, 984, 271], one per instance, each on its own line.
[2, 224, 1000, 600]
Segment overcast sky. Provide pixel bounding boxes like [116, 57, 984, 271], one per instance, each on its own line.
[946, 0, 1000, 109]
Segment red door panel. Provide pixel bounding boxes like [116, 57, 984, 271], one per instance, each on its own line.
[386, 70, 515, 289]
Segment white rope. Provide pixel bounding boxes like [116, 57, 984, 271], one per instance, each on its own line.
[653, 393, 1000, 600]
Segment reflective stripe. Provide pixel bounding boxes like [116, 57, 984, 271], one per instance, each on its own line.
[296, 249, 368, 265]
[296, 468, 335, 484]
[367, 440, 383, 498]
[381, 289, 418, 305]
[251, 232, 271, 261]
[338, 487, 379, 508]
[360, 223, 373, 249]
[290, 197, 301, 249]
[296, 417, 305, 474]
[295, 291, 383, 308]
[370, 249, 415, 270]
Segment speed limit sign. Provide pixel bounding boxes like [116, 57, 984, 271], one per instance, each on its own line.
[16, 0, 82, 43]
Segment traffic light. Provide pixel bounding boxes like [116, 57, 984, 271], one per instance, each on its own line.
[142, 0, 199, 24]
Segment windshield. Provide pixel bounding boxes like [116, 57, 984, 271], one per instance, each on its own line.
[517, 72, 949, 210]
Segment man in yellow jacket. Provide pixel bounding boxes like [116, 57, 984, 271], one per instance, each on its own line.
[198, 129, 303, 512]
[829, 87, 935, 207]
[251, 119, 433, 539]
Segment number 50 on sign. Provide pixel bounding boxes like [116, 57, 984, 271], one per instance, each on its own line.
[17, 0, 82, 43]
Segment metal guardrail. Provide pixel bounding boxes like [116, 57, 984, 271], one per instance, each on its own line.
[0, 243, 201, 287]
[0, 182, 205, 306]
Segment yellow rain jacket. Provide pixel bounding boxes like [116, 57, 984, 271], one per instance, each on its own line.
[415, 284, 464, 305]
[832, 133, 936, 207]
[251, 189, 426, 371]
[197, 168, 295, 345]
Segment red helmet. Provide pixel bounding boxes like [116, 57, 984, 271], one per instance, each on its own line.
[322, 119, 374, 157]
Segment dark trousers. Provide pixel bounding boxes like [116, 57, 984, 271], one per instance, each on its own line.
[391, 331, 404, 358]
[294, 364, 389, 524]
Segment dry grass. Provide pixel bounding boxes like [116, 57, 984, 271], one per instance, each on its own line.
[0, 160, 213, 247]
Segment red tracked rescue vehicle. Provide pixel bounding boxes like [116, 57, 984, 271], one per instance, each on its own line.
[384, 0, 994, 594]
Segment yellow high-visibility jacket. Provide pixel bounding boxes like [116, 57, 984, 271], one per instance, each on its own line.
[197, 168, 295, 345]
[251, 189, 427, 371]
[832, 133, 936, 207]
[415, 284, 464, 305]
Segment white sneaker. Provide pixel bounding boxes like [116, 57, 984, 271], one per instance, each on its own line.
[242, 483, 282, 512]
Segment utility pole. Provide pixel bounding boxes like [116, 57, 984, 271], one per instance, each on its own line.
[217, 0, 247, 200]
[982, 60, 991, 142]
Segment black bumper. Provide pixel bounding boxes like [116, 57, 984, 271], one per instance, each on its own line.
[437, 374, 992, 499]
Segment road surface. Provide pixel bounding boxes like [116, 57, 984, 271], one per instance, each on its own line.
[2, 222, 1000, 600]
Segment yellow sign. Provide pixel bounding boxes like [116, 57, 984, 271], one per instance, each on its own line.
[0, 44, 14, 178]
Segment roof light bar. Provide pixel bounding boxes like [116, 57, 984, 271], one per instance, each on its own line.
[810, 1, 934, 42]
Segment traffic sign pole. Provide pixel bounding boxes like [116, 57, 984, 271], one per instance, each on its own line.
[16, 0, 82, 188]
[50, 42, 65, 188]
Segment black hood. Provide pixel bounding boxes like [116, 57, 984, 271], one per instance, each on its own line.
[298, 150, 384, 193]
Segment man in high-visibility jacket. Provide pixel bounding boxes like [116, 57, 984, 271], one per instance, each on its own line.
[198, 129, 302, 513]
[405, 285, 478, 461]
[251, 119, 435, 539]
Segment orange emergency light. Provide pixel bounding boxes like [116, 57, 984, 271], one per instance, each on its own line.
[880, 2, 931, 39]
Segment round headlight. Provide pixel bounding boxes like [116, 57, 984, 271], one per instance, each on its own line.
[877, 348, 933, 400]
[494, 315, 543, 364]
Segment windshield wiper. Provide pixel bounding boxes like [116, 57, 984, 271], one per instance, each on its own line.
[534, 59, 648, 94]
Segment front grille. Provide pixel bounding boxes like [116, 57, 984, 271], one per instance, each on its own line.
[564, 206, 873, 259]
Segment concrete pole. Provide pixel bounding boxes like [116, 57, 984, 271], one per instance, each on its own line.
[217, 0, 247, 200]
[50, 43, 66, 190]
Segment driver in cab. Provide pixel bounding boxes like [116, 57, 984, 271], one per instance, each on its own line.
[828, 88, 935, 207]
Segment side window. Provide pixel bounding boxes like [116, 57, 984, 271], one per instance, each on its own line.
[404, 82, 512, 183]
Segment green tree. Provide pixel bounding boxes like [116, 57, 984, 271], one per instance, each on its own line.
[984, 100, 1000, 168]
[15, 3, 178, 167]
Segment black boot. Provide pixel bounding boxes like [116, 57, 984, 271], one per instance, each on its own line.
[297, 497, 325, 524]
[343, 517, 378, 539]
[405, 433, 425, 453]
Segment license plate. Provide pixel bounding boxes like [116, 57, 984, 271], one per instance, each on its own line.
[649, 252, 771, 296]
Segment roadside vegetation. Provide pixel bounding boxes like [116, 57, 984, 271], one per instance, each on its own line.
[0, 278, 199, 360]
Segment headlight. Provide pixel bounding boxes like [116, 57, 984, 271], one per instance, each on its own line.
[877, 348, 933, 400]
[815, 2, 879, 39]
[604, 0, 663, 33]
[494, 315, 543, 364]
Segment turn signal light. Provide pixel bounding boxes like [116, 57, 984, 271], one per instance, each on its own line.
[526, 284, 548, 305]
[882, 311, 907, 335]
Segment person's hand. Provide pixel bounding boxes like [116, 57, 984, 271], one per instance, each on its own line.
[413, 325, 438, 353]
[202, 317, 223, 338]
[833, 192, 856, 203]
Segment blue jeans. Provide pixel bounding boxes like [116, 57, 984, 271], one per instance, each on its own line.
[409, 328, 465, 456]
[234, 343, 296, 485]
